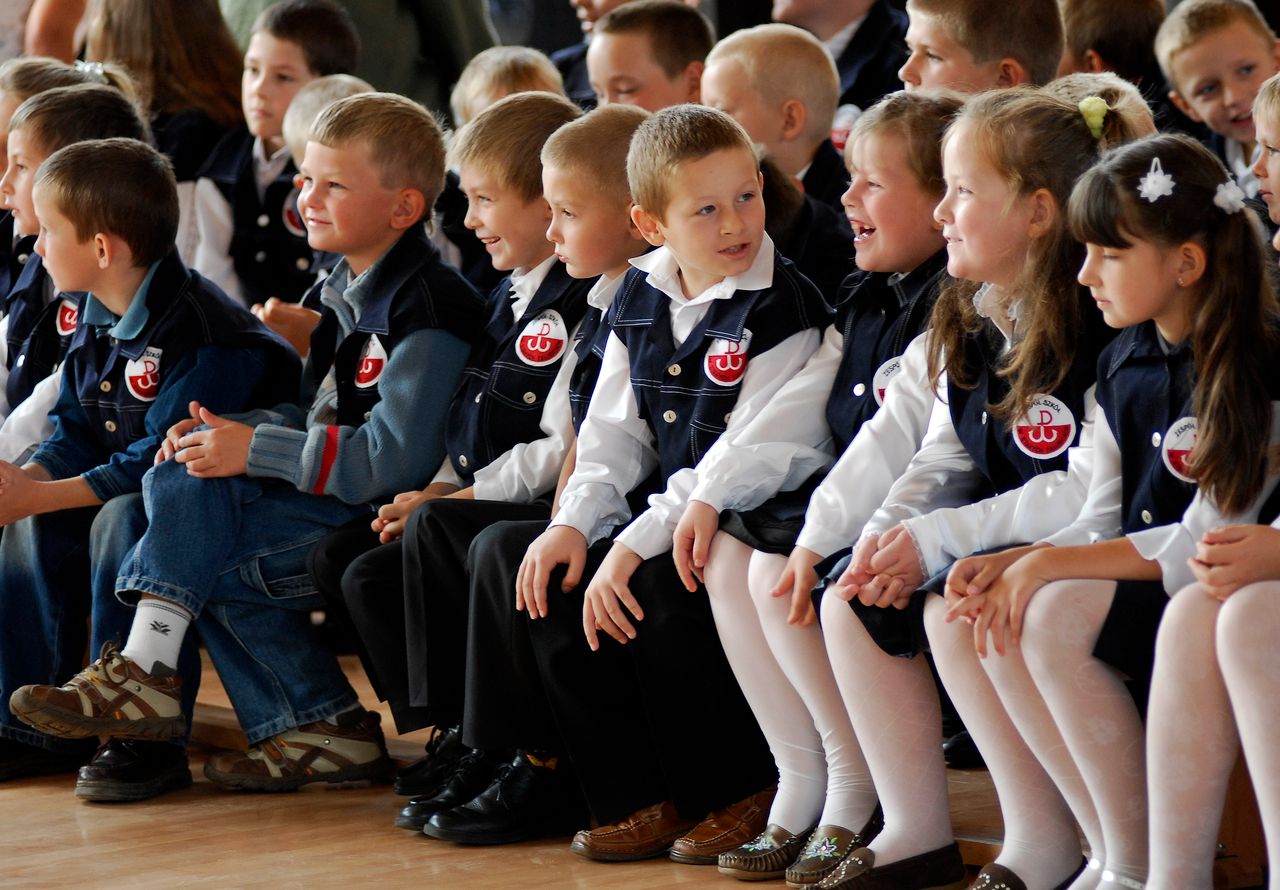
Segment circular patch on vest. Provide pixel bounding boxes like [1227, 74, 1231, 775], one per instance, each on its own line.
[355, 335, 387, 389]
[830, 104, 862, 153]
[704, 331, 751, 387]
[55, 298, 78, 337]
[1162, 416, 1198, 482]
[283, 186, 307, 238]
[516, 310, 568, 367]
[125, 346, 163, 402]
[1013, 393, 1076, 460]
[871, 356, 902, 407]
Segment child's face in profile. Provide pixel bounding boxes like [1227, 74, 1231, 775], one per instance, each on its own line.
[1169, 20, 1280, 147]
[31, 184, 99, 295]
[637, 146, 765, 299]
[543, 161, 643, 279]
[458, 163, 553, 273]
[1077, 237, 1190, 334]
[899, 10, 1003, 93]
[243, 31, 317, 153]
[843, 130, 944, 275]
[587, 31, 700, 111]
[701, 60, 787, 153]
[0, 126, 47, 237]
[1253, 106, 1280, 223]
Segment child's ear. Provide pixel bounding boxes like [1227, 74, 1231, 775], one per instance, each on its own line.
[1176, 239, 1208, 287]
[683, 61, 705, 104]
[1025, 187, 1058, 240]
[93, 232, 113, 269]
[625, 204, 648, 243]
[995, 57, 1030, 87]
[630, 204, 666, 247]
[1167, 89, 1200, 123]
[779, 99, 807, 142]
[389, 188, 427, 231]
[1082, 49, 1106, 73]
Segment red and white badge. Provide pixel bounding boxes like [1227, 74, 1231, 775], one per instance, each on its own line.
[125, 346, 163, 402]
[872, 357, 902, 406]
[830, 104, 862, 153]
[55, 298, 78, 337]
[516, 310, 568, 367]
[283, 185, 307, 238]
[704, 331, 751, 386]
[354, 335, 387, 388]
[1162, 416, 1198, 482]
[1013, 393, 1075, 459]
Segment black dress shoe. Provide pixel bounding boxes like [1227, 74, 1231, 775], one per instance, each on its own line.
[394, 725, 465, 796]
[0, 736, 89, 782]
[75, 739, 193, 802]
[942, 730, 986, 770]
[421, 752, 563, 844]
[395, 747, 500, 830]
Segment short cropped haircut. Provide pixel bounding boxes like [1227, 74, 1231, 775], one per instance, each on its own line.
[310, 92, 448, 211]
[0, 56, 137, 106]
[542, 104, 648, 208]
[627, 104, 755, 220]
[450, 46, 565, 127]
[596, 1, 715, 78]
[1257, 72, 1280, 132]
[846, 90, 963, 198]
[252, 0, 360, 77]
[282, 73, 373, 162]
[705, 24, 838, 147]
[10, 83, 150, 157]
[904, 0, 1063, 86]
[36, 137, 176, 266]
[448, 91, 582, 201]
[1042, 71, 1157, 145]
[1155, 0, 1276, 88]
[1059, 0, 1164, 84]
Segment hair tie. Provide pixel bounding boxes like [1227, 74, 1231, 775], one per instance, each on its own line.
[1078, 95, 1108, 140]
[1137, 157, 1175, 203]
[1213, 179, 1246, 214]
[74, 59, 108, 84]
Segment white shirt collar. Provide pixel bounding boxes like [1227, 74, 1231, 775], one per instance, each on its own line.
[822, 14, 866, 61]
[508, 254, 558, 320]
[252, 137, 292, 200]
[629, 233, 776, 308]
[972, 282, 1019, 344]
[1224, 139, 1261, 198]
[587, 271, 624, 312]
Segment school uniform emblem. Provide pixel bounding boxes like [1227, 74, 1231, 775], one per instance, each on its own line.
[1013, 393, 1075, 459]
[516, 310, 568, 367]
[1162, 416, 1198, 482]
[354, 335, 387, 388]
[283, 186, 307, 238]
[872, 357, 902, 406]
[125, 346, 163, 402]
[55, 299, 78, 337]
[831, 104, 862, 153]
[704, 330, 751, 387]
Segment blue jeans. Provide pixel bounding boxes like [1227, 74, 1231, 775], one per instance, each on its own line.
[116, 460, 370, 742]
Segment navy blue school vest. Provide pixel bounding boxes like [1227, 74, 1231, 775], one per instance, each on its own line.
[67, 252, 300, 450]
[608, 253, 831, 483]
[305, 226, 485, 430]
[196, 126, 314, 305]
[444, 262, 594, 483]
[4, 255, 81, 410]
[947, 292, 1113, 495]
[0, 212, 35, 300]
[568, 303, 609, 434]
[800, 140, 852, 220]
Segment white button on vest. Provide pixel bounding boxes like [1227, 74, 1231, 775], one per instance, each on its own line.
[474, 393, 482, 403]
[99, 381, 111, 393]
[16, 253, 27, 264]
[723, 413, 732, 423]
[663, 409, 677, 423]
[981, 411, 988, 425]
[254, 251, 267, 263]
[853, 383, 866, 397]
[1151, 432, 1161, 447]
[295, 258, 310, 271]
[104, 420, 117, 432]
[522, 392, 536, 404]
[15, 354, 23, 366]
[667, 364, 681, 376]
[257, 214, 270, 227]
[363, 411, 371, 421]
[1141, 509, 1153, 524]
[459, 455, 469, 468]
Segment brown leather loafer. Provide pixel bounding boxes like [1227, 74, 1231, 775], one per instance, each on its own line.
[816, 843, 967, 889]
[718, 823, 815, 881]
[786, 806, 884, 887]
[670, 785, 776, 865]
[969, 858, 1087, 890]
[570, 800, 699, 862]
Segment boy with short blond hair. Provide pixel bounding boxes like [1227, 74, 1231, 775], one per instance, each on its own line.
[12, 93, 486, 793]
[450, 46, 566, 126]
[1252, 73, 1280, 226]
[1156, 0, 1280, 196]
[587, 0, 713, 111]
[899, 0, 1062, 91]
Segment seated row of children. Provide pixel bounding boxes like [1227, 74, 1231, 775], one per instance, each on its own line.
[0, 0, 1278, 889]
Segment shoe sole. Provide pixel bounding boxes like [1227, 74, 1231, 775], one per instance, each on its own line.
[717, 866, 787, 881]
[669, 849, 719, 865]
[570, 839, 675, 862]
[203, 755, 394, 792]
[420, 823, 540, 845]
[75, 766, 194, 803]
[395, 812, 436, 831]
[9, 692, 184, 742]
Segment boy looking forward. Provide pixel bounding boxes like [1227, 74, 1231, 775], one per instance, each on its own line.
[586, 0, 713, 111]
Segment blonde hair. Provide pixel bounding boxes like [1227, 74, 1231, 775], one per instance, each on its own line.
[1257, 71, 1280, 132]
[846, 89, 964, 199]
[450, 47, 565, 127]
[1041, 71, 1158, 146]
[448, 91, 582, 202]
[1059, 0, 1165, 83]
[283, 74, 373, 162]
[542, 104, 648, 208]
[627, 103, 755, 221]
[904, 0, 1064, 86]
[0, 56, 138, 108]
[705, 24, 838, 149]
[310, 92, 447, 212]
[1155, 0, 1276, 89]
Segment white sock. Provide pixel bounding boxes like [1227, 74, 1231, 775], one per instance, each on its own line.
[704, 533, 825, 834]
[121, 597, 192, 674]
[749, 551, 876, 832]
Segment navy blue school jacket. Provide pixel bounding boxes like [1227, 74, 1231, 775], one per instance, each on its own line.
[834, 0, 908, 113]
[0, 211, 35, 300]
[801, 139, 853, 220]
[3, 255, 81, 410]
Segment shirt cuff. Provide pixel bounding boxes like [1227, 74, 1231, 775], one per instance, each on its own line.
[82, 465, 129, 502]
[246, 424, 310, 488]
[688, 477, 733, 514]
[615, 510, 674, 561]
[795, 524, 847, 560]
[1129, 523, 1194, 596]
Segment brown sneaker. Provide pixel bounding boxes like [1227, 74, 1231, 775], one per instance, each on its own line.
[570, 800, 700, 862]
[9, 642, 184, 741]
[203, 710, 394, 792]
[670, 785, 776, 865]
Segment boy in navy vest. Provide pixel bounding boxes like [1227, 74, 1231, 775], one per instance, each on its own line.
[190, 0, 359, 307]
[0, 137, 300, 782]
[0, 84, 150, 465]
[11, 94, 485, 792]
[508, 105, 828, 862]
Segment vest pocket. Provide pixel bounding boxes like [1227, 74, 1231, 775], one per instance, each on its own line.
[688, 417, 727, 465]
[487, 362, 556, 411]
